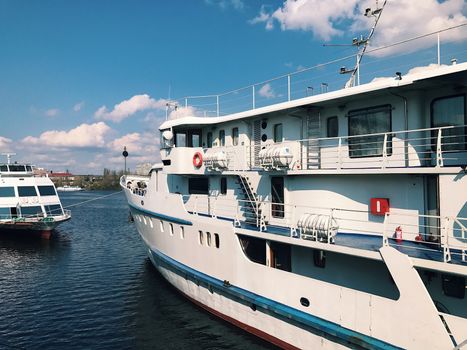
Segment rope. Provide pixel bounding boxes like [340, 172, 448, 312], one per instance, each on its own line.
[62, 190, 123, 209]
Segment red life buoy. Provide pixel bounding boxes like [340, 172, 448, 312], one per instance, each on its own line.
[193, 152, 203, 168]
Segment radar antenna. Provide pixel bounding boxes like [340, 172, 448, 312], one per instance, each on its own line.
[1, 153, 17, 164]
[337, 0, 387, 88]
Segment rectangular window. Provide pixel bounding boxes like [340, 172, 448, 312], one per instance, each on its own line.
[207, 132, 213, 148]
[271, 177, 284, 218]
[220, 177, 227, 195]
[188, 177, 209, 194]
[219, 130, 225, 147]
[18, 186, 37, 197]
[38, 185, 56, 196]
[431, 95, 466, 151]
[0, 165, 8, 172]
[232, 127, 239, 146]
[175, 132, 186, 147]
[327, 116, 338, 137]
[273, 124, 283, 143]
[0, 187, 15, 197]
[45, 204, 63, 216]
[188, 130, 202, 147]
[348, 105, 392, 158]
[20, 206, 43, 217]
[8, 165, 26, 172]
[0, 207, 11, 219]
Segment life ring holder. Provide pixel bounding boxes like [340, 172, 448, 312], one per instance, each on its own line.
[193, 152, 203, 168]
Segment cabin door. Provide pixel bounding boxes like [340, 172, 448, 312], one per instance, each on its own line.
[425, 175, 440, 243]
[306, 111, 321, 169]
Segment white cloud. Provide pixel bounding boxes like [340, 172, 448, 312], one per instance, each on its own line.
[21, 122, 112, 148]
[73, 101, 85, 112]
[205, 0, 244, 11]
[108, 132, 159, 156]
[95, 94, 169, 123]
[45, 108, 60, 117]
[252, 0, 466, 54]
[258, 83, 276, 99]
[0, 136, 12, 151]
[168, 106, 198, 120]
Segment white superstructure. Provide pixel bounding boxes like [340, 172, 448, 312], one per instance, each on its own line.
[122, 31, 467, 348]
[0, 155, 71, 238]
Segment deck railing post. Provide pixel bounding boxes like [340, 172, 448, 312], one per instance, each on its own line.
[382, 133, 388, 169]
[216, 95, 220, 117]
[382, 212, 389, 246]
[287, 74, 291, 101]
[436, 128, 443, 167]
[337, 137, 342, 170]
[441, 216, 451, 262]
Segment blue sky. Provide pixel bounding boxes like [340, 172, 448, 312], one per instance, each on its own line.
[0, 0, 465, 174]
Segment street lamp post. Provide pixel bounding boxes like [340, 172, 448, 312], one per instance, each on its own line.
[122, 146, 128, 175]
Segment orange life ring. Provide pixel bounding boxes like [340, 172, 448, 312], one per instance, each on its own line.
[193, 152, 203, 168]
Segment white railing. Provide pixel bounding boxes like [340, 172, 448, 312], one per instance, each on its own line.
[182, 194, 467, 264]
[168, 25, 466, 118]
[203, 125, 467, 172]
[0, 209, 71, 222]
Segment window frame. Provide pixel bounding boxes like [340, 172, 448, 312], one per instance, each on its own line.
[273, 123, 283, 143]
[347, 104, 392, 159]
[327, 116, 339, 138]
[232, 127, 239, 146]
[18, 186, 38, 197]
[430, 94, 466, 152]
[220, 177, 227, 195]
[219, 129, 225, 147]
[207, 132, 213, 148]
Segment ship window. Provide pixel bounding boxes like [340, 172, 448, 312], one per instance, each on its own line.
[214, 233, 220, 248]
[160, 221, 164, 232]
[180, 226, 185, 239]
[273, 124, 283, 143]
[207, 132, 213, 148]
[169, 223, 174, 236]
[271, 177, 284, 218]
[45, 204, 63, 216]
[220, 177, 227, 195]
[38, 185, 56, 196]
[188, 130, 202, 147]
[8, 164, 26, 172]
[207, 232, 212, 246]
[219, 130, 225, 147]
[232, 127, 239, 146]
[188, 177, 209, 195]
[327, 116, 338, 137]
[0, 207, 11, 219]
[199, 230, 204, 245]
[431, 95, 466, 151]
[26, 165, 32, 172]
[238, 235, 266, 265]
[0, 187, 15, 197]
[270, 241, 291, 272]
[442, 274, 465, 299]
[175, 132, 186, 147]
[0, 165, 7, 172]
[20, 206, 43, 217]
[18, 186, 37, 197]
[348, 105, 392, 158]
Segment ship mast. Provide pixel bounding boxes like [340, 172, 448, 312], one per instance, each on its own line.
[1, 152, 16, 165]
[343, 0, 387, 88]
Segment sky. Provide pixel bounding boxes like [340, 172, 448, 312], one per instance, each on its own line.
[0, 0, 465, 174]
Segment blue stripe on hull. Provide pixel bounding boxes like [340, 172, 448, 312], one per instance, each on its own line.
[149, 248, 401, 350]
[129, 203, 193, 226]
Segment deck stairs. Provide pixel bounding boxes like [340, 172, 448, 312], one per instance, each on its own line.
[306, 113, 321, 170]
[235, 174, 266, 231]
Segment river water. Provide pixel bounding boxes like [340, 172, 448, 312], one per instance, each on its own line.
[0, 191, 273, 350]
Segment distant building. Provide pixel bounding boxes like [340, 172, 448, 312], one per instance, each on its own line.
[135, 163, 153, 175]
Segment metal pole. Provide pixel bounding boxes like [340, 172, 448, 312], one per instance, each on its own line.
[252, 85, 255, 109]
[185, 98, 188, 108]
[287, 74, 291, 101]
[216, 95, 219, 116]
[437, 33, 440, 65]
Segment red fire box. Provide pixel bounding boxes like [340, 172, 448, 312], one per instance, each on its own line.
[370, 198, 390, 216]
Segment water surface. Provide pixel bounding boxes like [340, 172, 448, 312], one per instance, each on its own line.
[0, 191, 274, 349]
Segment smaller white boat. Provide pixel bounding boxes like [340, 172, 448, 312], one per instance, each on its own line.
[56, 185, 83, 192]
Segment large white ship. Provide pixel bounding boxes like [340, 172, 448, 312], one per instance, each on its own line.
[122, 21, 467, 349]
[0, 154, 71, 239]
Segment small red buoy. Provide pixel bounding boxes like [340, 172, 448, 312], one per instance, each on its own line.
[193, 152, 203, 168]
[394, 226, 402, 243]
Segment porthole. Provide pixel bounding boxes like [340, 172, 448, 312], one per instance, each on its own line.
[300, 297, 310, 307]
[214, 233, 220, 248]
[180, 226, 185, 239]
[199, 230, 204, 245]
[207, 232, 212, 246]
[261, 134, 267, 142]
[160, 221, 164, 233]
[261, 121, 267, 129]
[169, 223, 174, 236]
